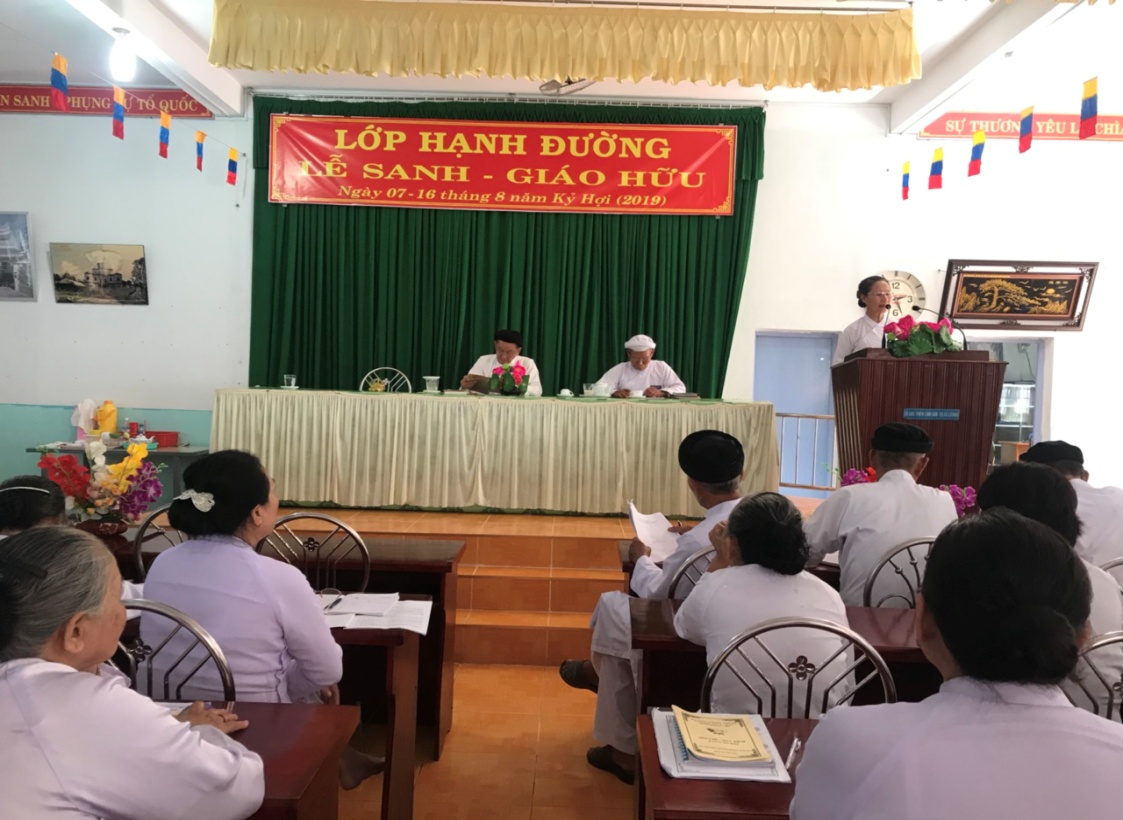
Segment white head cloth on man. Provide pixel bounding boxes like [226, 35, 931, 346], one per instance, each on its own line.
[625, 335, 656, 351]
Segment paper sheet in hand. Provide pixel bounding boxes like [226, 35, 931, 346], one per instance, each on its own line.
[652, 709, 791, 782]
[323, 593, 399, 615]
[627, 501, 680, 563]
[344, 600, 433, 635]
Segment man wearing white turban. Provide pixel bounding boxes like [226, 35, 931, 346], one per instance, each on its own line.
[597, 335, 686, 398]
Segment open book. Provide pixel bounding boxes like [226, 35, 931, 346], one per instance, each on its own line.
[627, 501, 680, 563]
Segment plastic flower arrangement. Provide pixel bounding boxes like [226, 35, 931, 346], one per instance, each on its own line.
[940, 484, 978, 518]
[882, 314, 962, 358]
[490, 361, 529, 396]
[838, 466, 878, 486]
[37, 440, 163, 522]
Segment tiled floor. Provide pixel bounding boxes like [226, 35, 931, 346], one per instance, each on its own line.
[339, 664, 631, 819]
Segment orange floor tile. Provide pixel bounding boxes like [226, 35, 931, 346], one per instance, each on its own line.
[337, 664, 627, 820]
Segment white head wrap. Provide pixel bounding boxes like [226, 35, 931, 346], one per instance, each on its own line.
[624, 334, 656, 352]
[175, 489, 215, 512]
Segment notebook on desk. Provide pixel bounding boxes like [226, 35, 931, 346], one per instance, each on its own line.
[652, 708, 792, 782]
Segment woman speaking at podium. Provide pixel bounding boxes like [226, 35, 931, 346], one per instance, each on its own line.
[831, 276, 893, 365]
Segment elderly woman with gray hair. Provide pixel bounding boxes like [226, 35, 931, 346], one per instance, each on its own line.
[0, 526, 264, 818]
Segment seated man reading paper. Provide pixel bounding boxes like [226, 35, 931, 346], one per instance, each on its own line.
[460, 329, 543, 396]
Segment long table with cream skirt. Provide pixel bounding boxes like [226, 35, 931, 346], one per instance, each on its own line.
[211, 389, 779, 517]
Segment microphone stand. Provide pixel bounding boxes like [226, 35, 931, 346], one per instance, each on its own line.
[912, 305, 968, 348]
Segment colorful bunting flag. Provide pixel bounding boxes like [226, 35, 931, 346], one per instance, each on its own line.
[195, 131, 206, 171]
[1019, 107, 1034, 153]
[928, 148, 943, 190]
[1080, 78, 1098, 140]
[158, 111, 171, 158]
[49, 54, 69, 112]
[111, 87, 125, 140]
[968, 131, 985, 177]
[901, 162, 910, 200]
[226, 148, 238, 186]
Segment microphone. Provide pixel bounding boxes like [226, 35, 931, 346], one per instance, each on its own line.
[912, 305, 967, 346]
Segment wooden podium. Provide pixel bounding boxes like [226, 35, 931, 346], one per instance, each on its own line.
[831, 349, 1007, 490]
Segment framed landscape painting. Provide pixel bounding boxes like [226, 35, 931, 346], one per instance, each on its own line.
[0, 212, 35, 300]
[939, 259, 1098, 331]
[49, 243, 148, 305]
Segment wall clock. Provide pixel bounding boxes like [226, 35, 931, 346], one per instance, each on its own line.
[887, 270, 926, 319]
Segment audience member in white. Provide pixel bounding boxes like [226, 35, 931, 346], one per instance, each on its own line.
[597, 334, 686, 398]
[976, 461, 1123, 715]
[558, 430, 743, 784]
[460, 328, 543, 395]
[831, 275, 892, 365]
[0, 474, 144, 600]
[141, 449, 383, 789]
[1020, 440, 1123, 568]
[674, 492, 849, 716]
[0, 526, 263, 819]
[804, 423, 957, 606]
[791, 509, 1123, 820]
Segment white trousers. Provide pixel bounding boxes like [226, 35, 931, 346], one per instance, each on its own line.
[589, 590, 642, 755]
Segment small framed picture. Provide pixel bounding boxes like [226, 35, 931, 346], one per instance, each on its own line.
[939, 259, 1098, 331]
[0, 212, 35, 301]
[49, 243, 149, 305]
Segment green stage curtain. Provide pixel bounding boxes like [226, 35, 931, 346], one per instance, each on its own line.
[249, 97, 764, 397]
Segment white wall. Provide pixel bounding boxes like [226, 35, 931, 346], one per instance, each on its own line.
[725, 103, 1121, 485]
[0, 113, 253, 410]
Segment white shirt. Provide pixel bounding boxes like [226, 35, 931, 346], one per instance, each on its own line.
[1071, 478, 1123, 567]
[142, 535, 343, 703]
[1063, 559, 1123, 714]
[674, 564, 849, 716]
[790, 677, 1123, 820]
[598, 360, 686, 394]
[804, 470, 958, 606]
[468, 354, 543, 396]
[631, 498, 741, 599]
[0, 658, 263, 819]
[832, 314, 887, 365]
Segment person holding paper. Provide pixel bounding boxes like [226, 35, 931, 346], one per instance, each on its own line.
[558, 430, 743, 784]
[598, 334, 686, 398]
[0, 526, 264, 818]
[141, 450, 384, 790]
[791, 509, 1123, 820]
[460, 329, 543, 395]
[674, 492, 848, 716]
[803, 423, 957, 606]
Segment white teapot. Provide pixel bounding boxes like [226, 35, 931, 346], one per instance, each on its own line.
[592, 380, 611, 398]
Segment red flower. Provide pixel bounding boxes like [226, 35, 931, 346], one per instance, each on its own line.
[37, 453, 90, 499]
[864, 466, 877, 482]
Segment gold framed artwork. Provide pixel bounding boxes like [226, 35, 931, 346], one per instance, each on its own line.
[939, 259, 1097, 331]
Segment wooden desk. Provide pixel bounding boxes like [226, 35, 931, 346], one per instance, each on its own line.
[620, 543, 840, 594]
[235, 702, 359, 820]
[332, 624, 420, 820]
[635, 715, 816, 820]
[631, 598, 939, 712]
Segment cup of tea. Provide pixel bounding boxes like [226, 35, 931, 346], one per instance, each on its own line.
[583, 383, 594, 397]
[424, 376, 440, 392]
[282, 374, 297, 389]
[559, 388, 573, 397]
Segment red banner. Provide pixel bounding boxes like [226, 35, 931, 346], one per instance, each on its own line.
[922, 111, 1123, 141]
[268, 115, 736, 215]
[0, 85, 212, 118]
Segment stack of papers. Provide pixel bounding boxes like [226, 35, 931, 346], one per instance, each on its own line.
[627, 502, 680, 563]
[318, 595, 433, 635]
[318, 592, 399, 615]
[652, 707, 791, 782]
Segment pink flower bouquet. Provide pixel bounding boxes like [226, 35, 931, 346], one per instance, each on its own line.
[883, 314, 961, 357]
[489, 362, 529, 396]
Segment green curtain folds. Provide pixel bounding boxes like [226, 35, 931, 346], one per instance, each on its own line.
[250, 96, 764, 397]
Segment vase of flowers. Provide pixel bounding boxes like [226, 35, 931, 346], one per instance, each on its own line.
[490, 362, 529, 396]
[837, 466, 878, 487]
[38, 440, 164, 526]
[939, 484, 978, 518]
[883, 314, 962, 358]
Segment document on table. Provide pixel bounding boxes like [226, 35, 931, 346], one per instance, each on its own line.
[344, 600, 433, 635]
[652, 708, 791, 782]
[317, 593, 399, 616]
[323, 612, 356, 629]
[627, 501, 680, 563]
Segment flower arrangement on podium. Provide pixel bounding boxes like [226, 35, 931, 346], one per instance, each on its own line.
[37, 440, 164, 530]
[490, 362, 529, 396]
[883, 314, 962, 358]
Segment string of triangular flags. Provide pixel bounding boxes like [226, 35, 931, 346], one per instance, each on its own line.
[901, 78, 1098, 200]
[48, 50, 241, 187]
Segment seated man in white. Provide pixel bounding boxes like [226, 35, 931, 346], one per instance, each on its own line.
[558, 430, 744, 784]
[1020, 440, 1123, 568]
[675, 492, 849, 717]
[804, 423, 958, 607]
[460, 328, 542, 396]
[598, 334, 686, 398]
[791, 509, 1123, 820]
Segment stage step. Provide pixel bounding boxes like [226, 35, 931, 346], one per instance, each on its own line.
[454, 609, 592, 666]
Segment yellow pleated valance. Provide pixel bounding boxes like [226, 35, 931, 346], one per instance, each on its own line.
[209, 0, 921, 92]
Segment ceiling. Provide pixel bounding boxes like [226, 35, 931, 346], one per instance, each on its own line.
[0, 0, 1118, 127]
